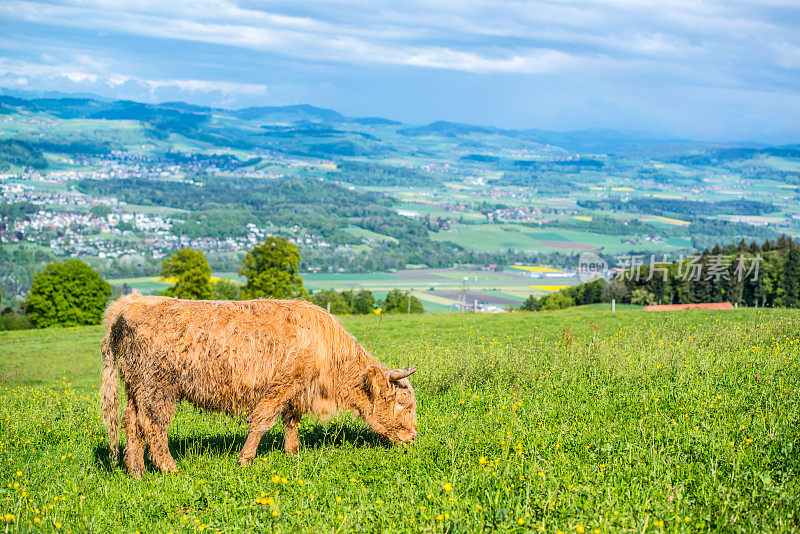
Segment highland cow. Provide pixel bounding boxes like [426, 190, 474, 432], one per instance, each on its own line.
[101, 294, 417, 477]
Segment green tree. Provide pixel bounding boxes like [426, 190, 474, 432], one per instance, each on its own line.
[342, 289, 376, 315]
[89, 204, 111, 218]
[520, 294, 540, 311]
[212, 279, 241, 301]
[240, 237, 307, 299]
[780, 247, 800, 307]
[161, 249, 212, 300]
[381, 289, 424, 314]
[630, 288, 656, 306]
[312, 289, 351, 315]
[26, 260, 111, 328]
[539, 292, 575, 311]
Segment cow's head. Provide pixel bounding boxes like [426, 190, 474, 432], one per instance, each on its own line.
[362, 366, 418, 444]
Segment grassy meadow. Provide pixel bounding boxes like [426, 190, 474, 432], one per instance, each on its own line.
[0, 306, 799, 532]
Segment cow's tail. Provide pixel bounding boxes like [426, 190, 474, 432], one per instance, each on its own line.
[101, 326, 120, 464]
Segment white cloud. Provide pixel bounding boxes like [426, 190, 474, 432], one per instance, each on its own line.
[0, 57, 271, 104]
[1, 0, 798, 83]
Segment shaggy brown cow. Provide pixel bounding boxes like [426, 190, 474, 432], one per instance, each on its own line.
[101, 294, 417, 477]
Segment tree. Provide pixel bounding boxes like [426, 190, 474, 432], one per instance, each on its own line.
[779, 246, 800, 307]
[26, 260, 111, 328]
[212, 279, 241, 301]
[630, 288, 656, 306]
[90, 204, 111, 218]
[240, 237, 307, 299]
[312, 289, 351, 315]
[381, 289, 424, 314]
[343, 289, 376, 315]
[520, 294, 540, 311]
[160, 249, 212, 300]
[539, 292, 574, 311]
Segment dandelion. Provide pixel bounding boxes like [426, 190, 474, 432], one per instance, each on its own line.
[479, 456, 488, 465]
[518, 518, 525, 525]
[654, 520, 664, 528]
[577, 526, 585, 533]
[271, 510, 279, 517]
[3, 514, 14, 522]
[271, 475, 281, 484]
[443, 482, 453, 492]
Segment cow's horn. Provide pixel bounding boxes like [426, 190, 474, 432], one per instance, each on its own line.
[388, 367, 416, 382]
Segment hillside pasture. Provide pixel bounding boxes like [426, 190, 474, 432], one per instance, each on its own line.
[0, 307, 798, 532]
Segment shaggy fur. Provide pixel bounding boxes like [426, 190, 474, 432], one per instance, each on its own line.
[100, 294, 417, 477]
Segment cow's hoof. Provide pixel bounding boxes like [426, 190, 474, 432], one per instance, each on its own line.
[238, 456, 253, 467]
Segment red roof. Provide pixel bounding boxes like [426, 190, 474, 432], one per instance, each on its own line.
[643, 302, 735, 311]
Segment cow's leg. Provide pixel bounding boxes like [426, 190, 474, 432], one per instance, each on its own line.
[138, 392, 178, 473]
[282, 409, 302, 454]
[123, 394, 146, 478]
[238, 388, 299, 466]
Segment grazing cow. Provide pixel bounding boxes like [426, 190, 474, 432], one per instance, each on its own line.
[100, 294, 417, 477]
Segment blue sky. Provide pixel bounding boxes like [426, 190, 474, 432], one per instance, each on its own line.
[1, 1, 799, 143]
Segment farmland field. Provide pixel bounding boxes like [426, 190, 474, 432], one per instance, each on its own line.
[1, 307, 798, 532]
[429, 224, 692, 255]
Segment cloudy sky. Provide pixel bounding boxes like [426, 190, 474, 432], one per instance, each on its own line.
[1, 0, 799, 142]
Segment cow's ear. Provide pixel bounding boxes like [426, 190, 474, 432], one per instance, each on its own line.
[364, 365, 389, 400]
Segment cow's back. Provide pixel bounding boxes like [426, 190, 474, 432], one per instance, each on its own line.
[109, 296, 327, 415]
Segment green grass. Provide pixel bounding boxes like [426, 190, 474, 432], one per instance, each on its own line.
[1, 308, 799, 532]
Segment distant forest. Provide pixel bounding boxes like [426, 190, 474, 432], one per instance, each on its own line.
[524, 237, 800, 311]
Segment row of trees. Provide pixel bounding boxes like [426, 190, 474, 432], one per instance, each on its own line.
[160, 237, 307, 301]
[162, 238, 423, 314]
[310, 288, 423, 315]
[8, 236, 425, 329]
[522, 237, 800, 311]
